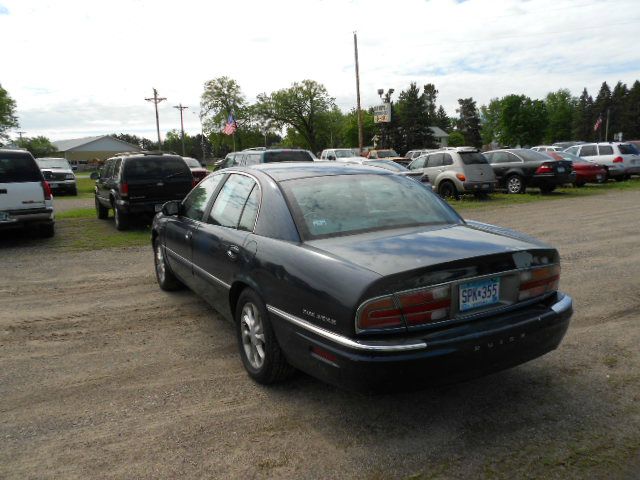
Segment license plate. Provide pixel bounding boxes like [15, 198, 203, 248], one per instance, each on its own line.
[459, 277, 500, 312]
[0, 211, 8, 221]
[154, 204, 163, 213]
[557, 167, 565, 173]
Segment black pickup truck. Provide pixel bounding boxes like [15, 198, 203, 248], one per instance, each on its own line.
[92, 152, 194, 230]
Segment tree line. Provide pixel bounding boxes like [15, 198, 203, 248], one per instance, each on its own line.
[1, 78, 639, 159]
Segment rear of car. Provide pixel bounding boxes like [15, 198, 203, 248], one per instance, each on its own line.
[545, 151, 606, 186]
[35, 157, 77, 195]
[566, 143, 639, 179]
[0, 149, 55, 237]
[183, 157, 209, 182]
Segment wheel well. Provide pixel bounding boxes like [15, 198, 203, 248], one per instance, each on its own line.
[229, 281, 249, 319]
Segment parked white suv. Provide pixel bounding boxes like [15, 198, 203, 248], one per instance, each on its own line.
[408, 147, 497, 198]
[0, 149, 55, 237]
[35, 157, 77, 195]
[564, 142, 640, 180]
[319, 148, 361, 161]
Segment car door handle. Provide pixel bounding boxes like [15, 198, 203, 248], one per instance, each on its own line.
[185, 231, 193, 241]
[226, 245, 240, 261]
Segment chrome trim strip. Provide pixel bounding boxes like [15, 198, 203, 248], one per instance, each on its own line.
[164, 245, 231, 289]
[266, 305, 428, 352]
[550, 293, 572, 314]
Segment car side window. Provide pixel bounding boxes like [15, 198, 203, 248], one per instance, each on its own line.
[580, 145, 597, 156]
[244, 153, 261, 166]
[505, 152, 523, 162]
[489, 152, 509, 163]
[208, 174, 256, 228]
[443, 153, 453, 166]
[427, 153, 444, 167]
[410, 156, 426, 170]
[113, 159, 122, 180]
[566, 146, 579, 155]
[102, 159, 115, 179]
[182, 174, 224, 221]
[598, 145, 613, 155]
[238, 185, 260, 232]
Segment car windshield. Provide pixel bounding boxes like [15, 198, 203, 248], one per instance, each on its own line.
[35, 158, 71, 169]
[619, 144, 639, 155]
[263, 151, 314, 163]
[334, 149, 358, 158]
[556, 152, 583, 163]
[514, 149, 550, 162]
[0, 154, 42, 183]
[123, 157, 190, 180]
[376, 150, 399, 158]
[183, 158, 202, 168]
[366, 160, 407, 172]
[281, 174, 460, 240]
[459, 152, 488, 165]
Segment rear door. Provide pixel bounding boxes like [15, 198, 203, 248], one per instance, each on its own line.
[123, 156, 193, 204]
[96, 158, 115, 205]
[0, 152, 46, 216]
[191, 173, 260, 310]
[487, 152, 514, 182]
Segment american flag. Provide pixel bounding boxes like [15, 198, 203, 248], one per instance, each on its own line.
[222, 112, 237, 135]
[593, 115, 603, 132]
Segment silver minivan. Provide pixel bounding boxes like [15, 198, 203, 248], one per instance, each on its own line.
[408, 147, 497, 198]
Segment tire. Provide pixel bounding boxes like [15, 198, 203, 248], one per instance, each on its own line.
[39, 223, 55, 238]
[70, 187, 78, 196]
[153, 238, 182, 291]
[235, 289, 294, 385]
[506, 175, 526, 194]
[438, 181, 459, 199]
[615, 176, 626, 183]
[95, 196, 109, 219]
[574, 181, 585, 187]
[540, 185, 556, 194]
[114, 206, 129, 231]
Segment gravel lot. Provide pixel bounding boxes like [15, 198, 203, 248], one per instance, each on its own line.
[1, 189, 639, 479]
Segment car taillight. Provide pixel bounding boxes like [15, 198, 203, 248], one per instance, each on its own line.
[41, 181, 52, 200]
[613, 156, 623, 163]
[535, 163, 554, 174]
[518, 264, 560, 301]
[356, 285, 452, 331]
[119, 183, 129, 197]
[456, 173, 466, 181]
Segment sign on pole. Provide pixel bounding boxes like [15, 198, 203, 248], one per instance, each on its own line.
[373, 103, 391, 123]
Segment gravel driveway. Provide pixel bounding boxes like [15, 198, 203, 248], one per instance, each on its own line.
[1, 189, 639, 479]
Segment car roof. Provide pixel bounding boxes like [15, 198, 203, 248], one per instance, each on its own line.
[242, 162, 394, 182]
[0, 148, 35, 158]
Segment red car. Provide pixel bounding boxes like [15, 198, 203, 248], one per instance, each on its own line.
[183, 157, 209, 182]
[544, 151, 607, 186]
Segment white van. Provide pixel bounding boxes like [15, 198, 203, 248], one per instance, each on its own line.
[0, 149, 55, 237]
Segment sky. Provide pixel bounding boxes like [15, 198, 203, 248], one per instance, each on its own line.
[2, 0, 640, 141]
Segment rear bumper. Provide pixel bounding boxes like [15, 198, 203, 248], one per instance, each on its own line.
[269, 292, 572, 392]
[0, 207, 55, 230]
[116, 199, 166, 215]
[48, 180, 76, 191]
[625, 165, 640, 175]
[531, 173, 576, 186]
[575, 170, 606, 183]
[462, 181, 496, 193]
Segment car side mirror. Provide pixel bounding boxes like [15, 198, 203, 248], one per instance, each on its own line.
[90, 171, 100, 180]
[162, 200, 181, 216]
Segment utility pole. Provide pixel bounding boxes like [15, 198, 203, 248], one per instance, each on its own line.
[145, 88, 166, 150]
[353, 31, 364, 154]
[605, 108, 610, 142]
[173, 103, 188, 156]
[17, 131, 26, 146]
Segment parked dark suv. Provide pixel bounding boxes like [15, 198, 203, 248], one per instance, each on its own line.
[484, 149, 575, 194]
[92, 152, 194, 230]
[219, 148, 315, 169]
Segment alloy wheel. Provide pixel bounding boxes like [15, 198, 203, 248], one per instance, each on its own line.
[240, 302, 266, 370]
[155, 243, 166, 283]
[507, 176, 523, 194]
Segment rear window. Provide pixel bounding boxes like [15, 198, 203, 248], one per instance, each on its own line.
[263, 151, 313, 163]
[123, 157, 190, 180]
[514, 150, 551, 162]
[618, 144, 639, 155]
[0, 153, 42, 183]
[459, 152, 489, 165]
[281, 174, 460, 240]
[35, 158, 71, 169]
[580, 145, 597, 157]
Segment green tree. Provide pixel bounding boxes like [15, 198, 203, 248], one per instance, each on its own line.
[394, 82, 436, 153]
[20, 136, 58, 157]
[200, 76, 248, 135]
[447, 131, 465, 147]
[593, 81, 612, 124]
[434, 105, 451, 132]
[480, 98, 502, 145]
[572, 88, 594, 141]
[456, 97, 482, 147]
[497, 95, 547, 146]
[423, 83, 438, 122]
[608, 81, 628, 140]
[255, 80, 335, 152]
[342, 108, 375, 148]
[0, 83, 19, 144]
[544, 89, 575, 143]
[625, 80, 640, 139]
[110, 133, 155, 150]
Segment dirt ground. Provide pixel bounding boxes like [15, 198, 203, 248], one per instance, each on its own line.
[1, 189, 639, 479]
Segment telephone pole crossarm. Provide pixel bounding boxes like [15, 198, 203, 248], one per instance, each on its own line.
[145, 88, 167, 150]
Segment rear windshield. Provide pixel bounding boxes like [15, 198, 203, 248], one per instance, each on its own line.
[183, 158, 202, 168]
[0, 154, 42, 183]
[619, 144, 639, 155]
[263, 151, 314, 163]
[36, 158, 71, 169]
[281, 174, 460, 240]
[459, 152, 489, 165]
[366, 160, 407, 172]
[514, 149, 550, 162]
[123, 157, 190, 180]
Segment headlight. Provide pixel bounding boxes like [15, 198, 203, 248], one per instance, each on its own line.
[65, 174, 75, 180]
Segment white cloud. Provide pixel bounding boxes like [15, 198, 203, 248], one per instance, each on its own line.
[2, 0, 639, 140]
